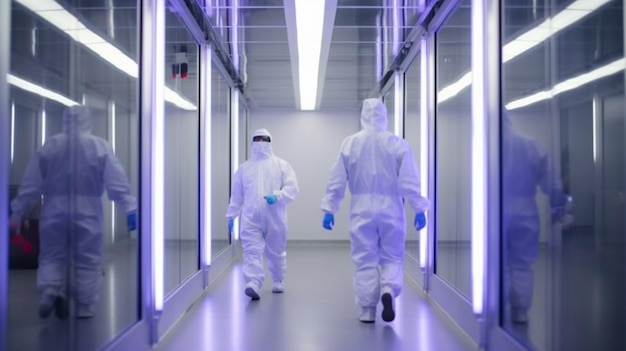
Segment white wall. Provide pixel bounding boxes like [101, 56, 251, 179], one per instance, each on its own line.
[248, 109, 360, 241]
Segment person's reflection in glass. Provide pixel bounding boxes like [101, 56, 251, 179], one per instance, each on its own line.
[502, 110, 573, 325]
[9, 105, 138, 320]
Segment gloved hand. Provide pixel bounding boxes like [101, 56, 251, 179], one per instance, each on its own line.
[264, 194, 277, 205]
[414, 212, 426, 231]
[322, 213, 334, 230]
[228, 218, 234, 234]
[127, 211, 138, 231]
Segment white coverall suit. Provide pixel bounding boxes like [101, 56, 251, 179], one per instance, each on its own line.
[321, 99, 430, 308]
[226, 129, 299, 291]
[11, 106, 137, 308]
[502, 114, 568, 318]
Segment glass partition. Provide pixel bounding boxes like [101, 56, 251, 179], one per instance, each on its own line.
[404, 55, 421, 270]
[8, 0, 140, 349]
[211, 63, 231, 257]
[434, 0, 472, 298]
[164, 10, 200, 296]
[501, 1, 625, 350]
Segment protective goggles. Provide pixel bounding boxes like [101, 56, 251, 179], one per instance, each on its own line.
[252, 135, 271, 142]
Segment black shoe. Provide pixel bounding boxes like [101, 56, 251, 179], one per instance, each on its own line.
[54, 296, 69, 320]
[381, 293, 395, 322]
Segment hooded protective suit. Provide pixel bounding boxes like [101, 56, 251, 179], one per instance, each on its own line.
[11, 106, 137, 308]
[502, 112, 569, 317]
[321, 98, 430, 308]
[226, 129, 299, 291]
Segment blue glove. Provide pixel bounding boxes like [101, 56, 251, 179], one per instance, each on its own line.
[127, 211, 138, 231]
[264, 194, 277, 205]
[228, 218, 234, 234]
[322, 213, 334, 230]
[414, 212, 426, 231]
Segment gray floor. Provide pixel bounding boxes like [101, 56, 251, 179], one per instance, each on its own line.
[155, 242, 479, 351]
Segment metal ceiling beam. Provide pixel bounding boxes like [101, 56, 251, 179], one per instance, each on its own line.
[371, 0, 451, 97]
[171, 0, 251, 104]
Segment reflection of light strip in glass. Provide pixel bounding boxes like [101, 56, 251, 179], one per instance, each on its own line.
[15, 0, 197, 111]
[592, 98, 597, 162]
[394, 74, 403, 136]
[231, 90, 240, 240]
[505, 58, 624, 110]
[295, 0, 325, 110]
[470, 0, 486, 315]
[153, 0, 165, 312]
[419, 38, 428, 269]
[376, 14, 383, 81]
[8, 75, 79, 107]
[437, 0, 609, 103]
[502, 0, 611, 63]
[11, 102, 15, 163]
[31, 26, 36, 56]
[41, 110, 46, 145]
[110, 101, 116, 243]
[392, 0, 400, 56]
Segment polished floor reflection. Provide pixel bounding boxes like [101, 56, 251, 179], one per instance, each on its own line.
[435, 232, 625, 351]
[7, 241, 139, 351]
[155, 243, 477, 351]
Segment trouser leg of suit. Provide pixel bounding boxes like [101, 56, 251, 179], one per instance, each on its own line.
[70, 218, 104, 306]
[240, 218, 266, 289]
[37, 218, 70, 298]
[378, 212, 406, 297]
[349, 214, 380, 307]
[264, 211, 287, 283]
[506, 216, 539, 309]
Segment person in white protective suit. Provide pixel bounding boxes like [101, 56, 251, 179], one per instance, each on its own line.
[9, 105, 137, 319]
[502, 111, 572, 324]
[226, 128, 299, 300]
[320, 98, 430, 323]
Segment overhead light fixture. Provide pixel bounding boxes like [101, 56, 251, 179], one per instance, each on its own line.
[505, 58, 624, 110]
[295, 0, 326, 110]
[14, 0, 196, 111]
[437, 0, 610, 103]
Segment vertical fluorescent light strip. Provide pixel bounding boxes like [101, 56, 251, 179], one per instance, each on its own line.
[110, 101, 116, 243]
[41, 110, 47, 145]
[202, 46, 213, 266]
[470, 0, 486, 315]
[419, 38, 428, 269]
[592, 98, 597, 163]
[231, 90, 240, 240]
[295, 0, 325, 110]
[152, 0, 165, 312]
[11, 102, 15, 164]
[394, 74, 403, 136]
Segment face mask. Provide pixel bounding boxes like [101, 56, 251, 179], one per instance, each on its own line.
[252, 142, 272, 158]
